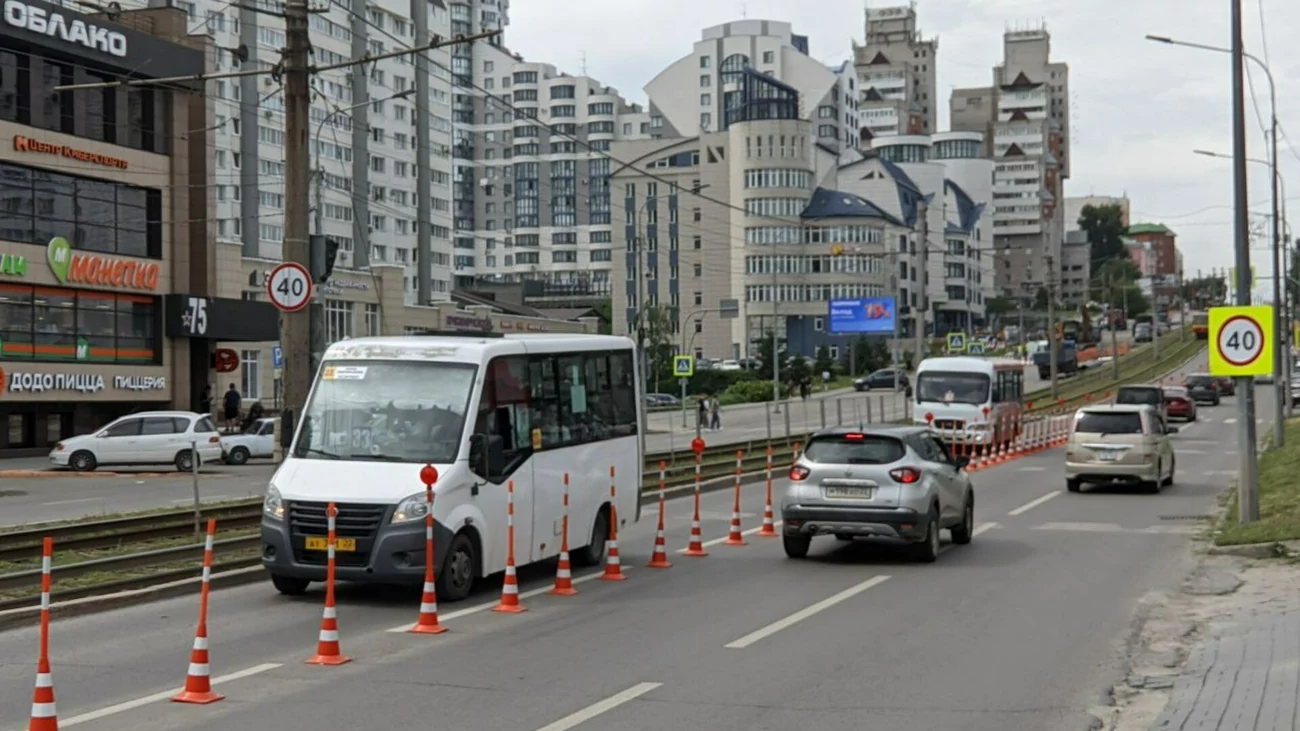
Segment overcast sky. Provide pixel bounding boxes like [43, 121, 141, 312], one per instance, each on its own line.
[506, 0, 1300, 289]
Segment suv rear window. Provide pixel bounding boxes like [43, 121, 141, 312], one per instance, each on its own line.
[804, 434, 905, 465]
[1115, 387, 1162, 407]
[1187, 375, 1214, 386]
[1075, 412, 1144, 435]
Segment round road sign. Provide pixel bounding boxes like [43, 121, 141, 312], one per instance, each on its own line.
[267, 262, 313, 313]
[1216, 314, 1265, 367]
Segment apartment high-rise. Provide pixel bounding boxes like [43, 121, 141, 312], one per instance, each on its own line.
[852, 4, 939, 140]
[950, 27, 1070, 302]
[199, 0, 463, 302]
[644, 20, 860, 154]
[451, 43, 650, 293]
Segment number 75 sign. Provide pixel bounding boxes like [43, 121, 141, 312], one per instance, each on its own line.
[1208, 305, 1274, 377]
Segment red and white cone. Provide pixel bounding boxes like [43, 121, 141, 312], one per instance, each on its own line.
[174, 519, 224, 703]
[494, 479, 528, 612]
[683, 453, 708, 557]
[29, 537, 57, 731]
[410, 471, 449, 633]
[551, 474, 579, 594]
[648, 461, 672, 568]
[307, 503, 351, 665]
[602, 466, 627, 581]
[758, 447, 778, 537]
[725, 450, 747, 546]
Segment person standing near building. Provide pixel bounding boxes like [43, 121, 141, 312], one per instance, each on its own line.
[222, 383, 242, 433]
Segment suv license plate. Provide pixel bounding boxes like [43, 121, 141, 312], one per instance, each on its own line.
[1096, 451, 1119, 462]
[824, 486, 874, 500]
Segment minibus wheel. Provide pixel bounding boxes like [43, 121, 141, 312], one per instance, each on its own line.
[571, 507, 609, 568]
[437, 532, 477, 602]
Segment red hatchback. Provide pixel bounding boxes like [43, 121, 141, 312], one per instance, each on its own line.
[1214, 377, 1236, 396]
[1163, 386, 1198, 421]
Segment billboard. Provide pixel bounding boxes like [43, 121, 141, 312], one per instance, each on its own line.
[828, 296, 896, 335]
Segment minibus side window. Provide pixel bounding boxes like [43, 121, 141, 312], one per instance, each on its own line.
[473, 355, 532, 482]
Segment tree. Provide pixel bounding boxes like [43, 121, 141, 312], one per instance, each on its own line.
[640, 306, 676, 393]
[1117, 284, 1151, 318]
[1078, 204, 1129, 266]
[1034, 286, 1050, 310]
[985, 296, 1016, 316]
[813, 345, 835, 376]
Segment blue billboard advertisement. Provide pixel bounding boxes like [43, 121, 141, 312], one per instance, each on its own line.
[828, 296, 897, 335]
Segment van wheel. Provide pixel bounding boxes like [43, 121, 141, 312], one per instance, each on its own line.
[270, 574, 310, 596]
[175, 450, 198, 472]
[437, 532, 477, 603]
[1161, 456, 1176, 487]
[571, 508, 609, 568]
[1066, 478, 1083, 493]
[226, 447, 250, 465]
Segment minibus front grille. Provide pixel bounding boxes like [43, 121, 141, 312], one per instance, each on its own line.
[288, 501, 388, 566]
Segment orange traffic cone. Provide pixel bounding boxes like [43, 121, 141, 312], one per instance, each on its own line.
[173, 519, 225, 703]
[602, 466, 627, 581]
[551, 474, 579, 594]
[758, 447, 778, 536]
[410, 477, 448, 633]
[648, 461, 673, 568]
[307, 503, 351, 665]
[725, 450, 747, 546]
[29, 537, 57, 731]
[684, 451, 708, 556]
[494, 480, 527, 613]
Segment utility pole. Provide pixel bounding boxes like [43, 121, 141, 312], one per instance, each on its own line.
[772, 229, 782, 411]
[913, 199, 930, 367]
[281, 0, 314, 423]
[1046, 255, 1059, 399]
[413, 0, 433, 305]
[1230, 0, 1260, 522]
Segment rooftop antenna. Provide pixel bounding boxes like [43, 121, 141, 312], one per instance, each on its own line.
[740, 3, 747, 18]
[579, 51, 587, 76]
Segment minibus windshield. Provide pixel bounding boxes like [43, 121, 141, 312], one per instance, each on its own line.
[916, 372, 990, 405]
[291, 360, 478, 463]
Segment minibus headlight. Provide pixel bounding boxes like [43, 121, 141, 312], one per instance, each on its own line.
[392, 493, 431, 524]
[264, 486, 285, 521]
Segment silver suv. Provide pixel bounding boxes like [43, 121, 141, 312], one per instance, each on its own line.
[781, 426, 975, 563]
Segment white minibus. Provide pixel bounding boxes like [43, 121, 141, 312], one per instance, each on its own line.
[260, 333, 643, 602]
[913, 356, 1025, 447]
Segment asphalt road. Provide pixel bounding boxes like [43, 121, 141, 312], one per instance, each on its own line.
[0, 348, 1259, 731]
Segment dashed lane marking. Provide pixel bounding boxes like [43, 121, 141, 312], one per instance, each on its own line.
[534, 682, 663, 731]
[1007, 491, 1061, 516]
[723, 575, 891, 649]
[59, 663, 282, 727]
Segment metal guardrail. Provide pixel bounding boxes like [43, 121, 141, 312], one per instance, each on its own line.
[0, 336, 1206, 607]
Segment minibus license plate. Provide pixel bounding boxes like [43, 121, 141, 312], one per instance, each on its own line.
[1096, 451, 1119, 462]
[305, 537, 356, 552]
[824, 486, 874, 500]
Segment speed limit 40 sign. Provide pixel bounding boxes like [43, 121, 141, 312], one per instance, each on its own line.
[1208, 305, 1274, 377]
[267, 262, 314, 313]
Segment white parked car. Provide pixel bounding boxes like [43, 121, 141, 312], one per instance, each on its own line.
[220, 417, 278, 465]
[50, 411, 223, 472]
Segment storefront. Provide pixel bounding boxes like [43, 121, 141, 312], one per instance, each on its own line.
[0, 0, 206, 455]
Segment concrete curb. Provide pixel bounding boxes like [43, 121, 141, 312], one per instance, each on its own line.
[1205, 542, 1286, 559]
[0, 565, 264, 633]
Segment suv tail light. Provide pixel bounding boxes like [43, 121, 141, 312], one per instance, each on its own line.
[889, 467, 921, 484]
[789, 465, 810, 481]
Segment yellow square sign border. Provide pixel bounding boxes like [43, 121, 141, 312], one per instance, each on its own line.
[946, 331, 967, 352]
[1207, 304, 1275, 377]
[672, 355, 695, 378]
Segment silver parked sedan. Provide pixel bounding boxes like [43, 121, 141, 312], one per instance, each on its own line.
[780, 426, 976, 563]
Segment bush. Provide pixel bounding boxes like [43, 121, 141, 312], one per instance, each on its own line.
[718, 379, 774, 405]
[686, 369, 756, 397]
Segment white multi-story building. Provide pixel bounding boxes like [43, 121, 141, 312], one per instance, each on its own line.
[451, 43, 650, 292]
[196, 0, 464, 302]
[644, 20, 860, 154]
[950, 27, 1070, 301]
[852, 3, 939, 140]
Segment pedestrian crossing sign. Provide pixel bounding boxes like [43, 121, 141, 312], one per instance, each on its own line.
[947, 332, 967, 352]
[673, 355, 694, 378]
[967, 341, 985, 356]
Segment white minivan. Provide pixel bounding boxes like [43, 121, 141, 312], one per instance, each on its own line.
[50, 411, 224, 472]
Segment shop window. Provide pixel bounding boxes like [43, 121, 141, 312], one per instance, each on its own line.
[241, 350, 261, 400]
[0, 283, 158, 363]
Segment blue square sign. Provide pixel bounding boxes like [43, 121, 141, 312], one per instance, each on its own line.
[272, 345, 284, 369]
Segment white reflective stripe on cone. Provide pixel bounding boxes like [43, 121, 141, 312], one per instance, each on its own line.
[502, 583, 519, 596]
[192, 636, 209, 650]
[30, 703, 57, 717]
[323, 606, 337, 619]
[187, 663, 210, 676]
[35, 673, 53, 688]
[318, 630, 339, 642]
[419, 602, 438, 613]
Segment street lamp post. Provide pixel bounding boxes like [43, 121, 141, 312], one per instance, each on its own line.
[1194, 147, 1287, 445]
[1148, 26, 1260, 521]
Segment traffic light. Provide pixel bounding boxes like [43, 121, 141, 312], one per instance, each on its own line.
[308, 235, 340, 284]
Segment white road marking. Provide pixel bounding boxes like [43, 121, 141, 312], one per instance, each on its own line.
[1017, 466, 1048, 472]
[60, 663, 281, 727]
[723, 575, 891, 649]
[386, 567, 632, 633]
[675, 522, 783, 553]
[534, 682, 662, 731]
[1007, 491, 1061, 516]
[1032, 522, 1200, 536]
[1224, 418, 1238, 424]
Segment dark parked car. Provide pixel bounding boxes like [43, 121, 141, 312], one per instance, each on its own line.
[1114, 384, 1168, 421]
[1213, 377, 1236, 396]
[1184, 374, 1221, 405]
[853, 369, 910, 393]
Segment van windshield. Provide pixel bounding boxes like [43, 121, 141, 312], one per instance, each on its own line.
[291, 360, 478, 463]
[1076, 412, 1144, 435]
[916, 372, 990, 405]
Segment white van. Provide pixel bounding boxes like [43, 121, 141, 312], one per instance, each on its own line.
[913, 356, 1026, 447]
[260, 334, 644, 602]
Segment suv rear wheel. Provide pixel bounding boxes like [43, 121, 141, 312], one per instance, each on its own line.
[783, 534, 811, 559]
[912, 510, 941, 563]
